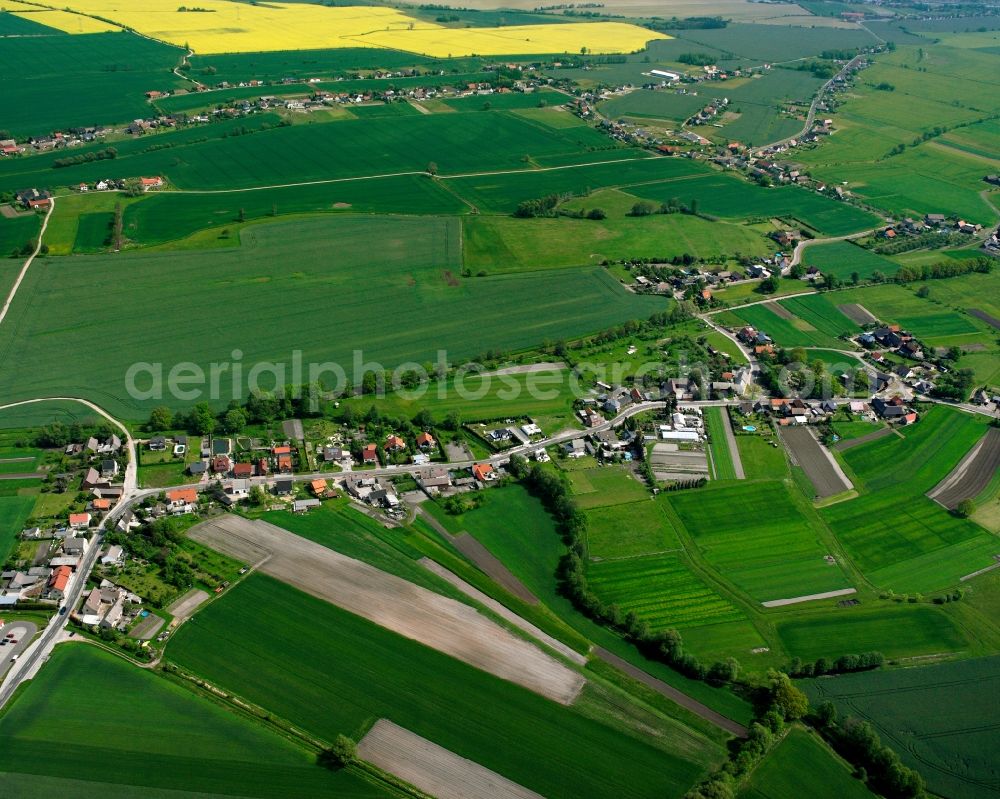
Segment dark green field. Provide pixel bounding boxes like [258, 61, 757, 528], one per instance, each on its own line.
[776, 604, 969, 661]
[0, 31, 185, 136]
[0, 645, 381, 797]
[800, 241, 899, 280]
[737, 727, 874, 799]
[803, 656, 1000, 799]
[168, 574, 721, 799]
[0, 215, 664, 418]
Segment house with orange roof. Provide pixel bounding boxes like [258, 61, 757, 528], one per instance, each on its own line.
[233, 462, 254, 478]
[91, 498, 112, 512]
[69, 512, 91, 529]
[472, 463, 495, 482]
[384, 435, 406, 453]
[272, 445, 292, 456]
[47, 566, 72, 600]
[166, 488, 198, 512]
[310, 479, 328, 497]
[140, 176, 163, 190]
[416, 431, 436, 450]
[277, 454, 293, 473]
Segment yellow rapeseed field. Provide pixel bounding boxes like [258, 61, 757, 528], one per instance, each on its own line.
[9, 0, 665, 56]
[3, 0, 122, 32]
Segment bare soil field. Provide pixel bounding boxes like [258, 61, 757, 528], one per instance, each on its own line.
[761, 588, 856, 608]
[128, 613, 165, 640]
[189, 515, 584, 704]
[838, 303, 878, 326]
[768, 302, 796, 321]
[969, 308, 1000, 331]
[779, 426, 852, 498]
[420, 558, 586, 665]
[928, 427, 1000, 510]
[358, 719, 544, 799]
[166, 588, 211, 623]
[833, 426, 893, 451]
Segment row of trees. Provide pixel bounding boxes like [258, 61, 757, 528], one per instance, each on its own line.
[784, 651, 885, 678]
[52, 146, 117, 169]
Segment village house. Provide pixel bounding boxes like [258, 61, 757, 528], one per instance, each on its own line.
[68, 512, 91, 530]
[416, 431, 435, 450]
[472, 463, 496, 483]
[361, 443, 378, 464]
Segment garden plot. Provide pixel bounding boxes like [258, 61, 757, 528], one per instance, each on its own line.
[189, 515, 584, 704]
[778, 426, 852, 499]
[838, 303, 878, 326]
[649, 443, 709, 482]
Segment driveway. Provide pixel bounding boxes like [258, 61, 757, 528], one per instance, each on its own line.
[0, 621, 39, 680]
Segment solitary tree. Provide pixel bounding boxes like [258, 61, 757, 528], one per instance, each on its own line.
[148, 406, 172, 432]
[426, 161, 438, 176]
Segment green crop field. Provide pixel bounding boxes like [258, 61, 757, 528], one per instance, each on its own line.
[776, 604, 969, 661]
[0, 212, 40, 262]
[168, 574, 719, 799]
[779, 294, 861, 339]
[444, 156, 698, 213]
[0, 645, 376, 797]
[668, 482, 853, 603]
[737, 727, 873, 799]
[121, 174, 466, 247]
[0, 110, 624, 194]
[0, 215, 664, 419]
[800, 240, 900, 281]
[0, 31, 186, 137]
[568, 466, 652, 509]
[823, 406, 997, 591]
[803, 655, 1000, 799]
[463, 205, 771, 273]
[633, 175, 880, 236]
[0, 495, 34, 564]
[587, 551, 755, 632]
[730, 303, 844, 349]
[586, 499, 682, 560]
[735, 435, 789, 480]
[704, 407, 738, 480]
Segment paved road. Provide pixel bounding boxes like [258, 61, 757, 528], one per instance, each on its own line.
[0, 397, 138, 710]
[753, 54, 867, 155]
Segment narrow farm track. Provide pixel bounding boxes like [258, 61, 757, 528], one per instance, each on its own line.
[0, 197, 53, 328]
[166, 154, 662, 195]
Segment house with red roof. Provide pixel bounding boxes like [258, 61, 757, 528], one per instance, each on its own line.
[416, 431, 436, 450]
[47, 566, 72, 600]
[361, 444, 378, 464]
[384, 435, 406, 453]
[69, 512, 91, 529]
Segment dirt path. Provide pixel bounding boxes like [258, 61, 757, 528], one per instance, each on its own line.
[166, 588, 210, 623]
[358, 719, 544, 799]
[190, 515, 584, 704]
[715, 408, 745, 480]
[0, 198, 53, 328]
[761, 588, 857, 608]
[594, 647, 747, 738]
[420, 558, 586, 665]
[417, 507, 539, 605]
[928, 427, 1000, 510]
